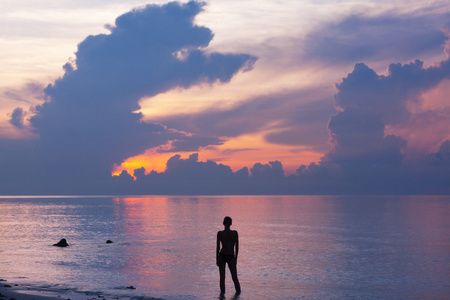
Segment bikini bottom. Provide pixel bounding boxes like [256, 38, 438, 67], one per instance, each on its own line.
[220, 253, 235, 263]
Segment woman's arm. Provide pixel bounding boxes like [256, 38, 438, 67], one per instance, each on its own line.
[216, 232, 221, 266]
[235, 231, 239, 262]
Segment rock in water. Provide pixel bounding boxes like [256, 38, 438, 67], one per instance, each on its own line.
[53, 238, 69, 247]
[106, 240, 113, 244]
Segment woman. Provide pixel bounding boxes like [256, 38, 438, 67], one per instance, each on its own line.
[216, 216, 241, 294]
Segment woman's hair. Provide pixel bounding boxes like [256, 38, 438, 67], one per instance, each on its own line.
[223, 216, 232, 226]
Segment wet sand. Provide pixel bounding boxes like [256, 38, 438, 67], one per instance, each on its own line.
[0, 280, 72, 300]
[0, 279, 158, 300]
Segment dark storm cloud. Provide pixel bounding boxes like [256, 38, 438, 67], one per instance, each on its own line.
[303, 13, 449, 63]
[30, 2, 254, 173]
[0, 1, 255, 193]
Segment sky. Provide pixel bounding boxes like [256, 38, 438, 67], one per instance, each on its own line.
[0, 0, 449, 194]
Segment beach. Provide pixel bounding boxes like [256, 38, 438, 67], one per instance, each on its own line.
[0, 279, 72, 300]
[0, 279, 163, 300]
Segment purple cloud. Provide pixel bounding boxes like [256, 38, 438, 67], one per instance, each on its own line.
[326, 107, 407, 169]
[303, 13, 449, 64]
[335, 59, 450, 125]
[296, 55, 450, 193]
[29, 2, 254, 176]
[1, 2, 449, 195]
[0, 1, 256, 193]
[9, 107, 25, 129]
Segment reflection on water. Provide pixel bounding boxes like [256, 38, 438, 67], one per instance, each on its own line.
[0, 195, 449, 299]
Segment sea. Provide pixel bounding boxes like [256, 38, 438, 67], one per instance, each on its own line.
[0, 195, 449, 300]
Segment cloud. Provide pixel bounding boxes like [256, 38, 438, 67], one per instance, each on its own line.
[165, 153, 233, 179]
[262, 98, 335, 151]
[303, 12, 449, 64]
[332, 56, 450, 155]
[112, 154, 292, 195]
[153, 89, 336, 152]
[165, 135, 224, 152]
[0, 82, 44, 137]
[148, 11, 450, 156]
[296, 55, 450, 193]
[0, 1, 256, 193]
[24, 1, 253, 181]
[125, 153, 250, 195]
[326, 107, 407, 169]
[103, 5, 450, 194]
[88, 52, 450, 195]
[9, 107, 25, 128]
[335, 58, 450, 124]
[1, 2, 450, 195]
[2, 82, 44, 105]
[250, 161, 284, 178]
[85, 7, 450, 195]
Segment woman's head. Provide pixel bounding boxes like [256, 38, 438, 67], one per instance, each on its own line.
[223, 216, 232, 226]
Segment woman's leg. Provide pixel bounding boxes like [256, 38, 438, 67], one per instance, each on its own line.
[218, 256, 226, 294]
[228, 259, 241, 293]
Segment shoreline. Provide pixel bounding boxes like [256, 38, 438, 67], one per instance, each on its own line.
[0, 279, 162, 300]
[0, 279, 71, 300]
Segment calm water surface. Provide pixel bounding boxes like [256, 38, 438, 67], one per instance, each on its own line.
[0, 195, 449, 299]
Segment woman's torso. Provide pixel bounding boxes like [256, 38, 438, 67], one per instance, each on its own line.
[218, 229, 237, 255]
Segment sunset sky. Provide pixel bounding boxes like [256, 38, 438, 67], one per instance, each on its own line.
[1, 0, 449, 194]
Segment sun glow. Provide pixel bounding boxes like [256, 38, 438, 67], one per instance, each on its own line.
[112, 132, 325, 177]
[111, 150, 177, 177]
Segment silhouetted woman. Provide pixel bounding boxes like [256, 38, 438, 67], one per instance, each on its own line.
[216, 216, 241, 294]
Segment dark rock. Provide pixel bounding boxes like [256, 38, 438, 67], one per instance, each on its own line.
[126, 286, 136, 290]
[53, 239, 69, 247]
[3, 284, 11, 288]
[106, 240, 113, 244]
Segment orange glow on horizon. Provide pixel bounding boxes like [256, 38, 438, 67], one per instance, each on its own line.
[112, 132, 325, 177]
[112, 150, 177, 176]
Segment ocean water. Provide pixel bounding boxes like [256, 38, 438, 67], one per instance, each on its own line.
[0, 195, 449, 299]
